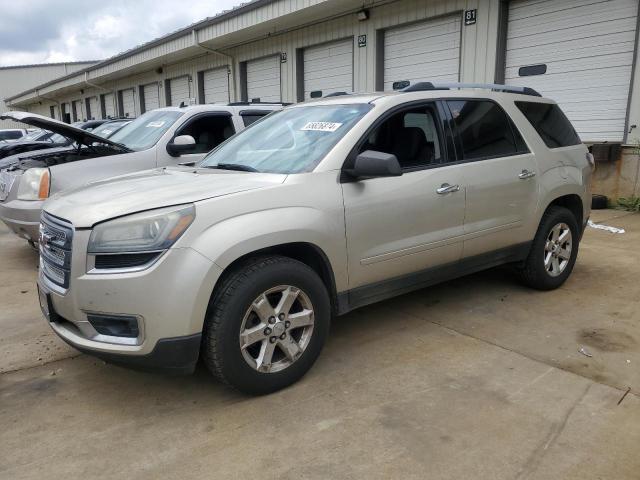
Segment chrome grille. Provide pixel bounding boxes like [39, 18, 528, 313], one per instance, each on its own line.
[40, 212, 73, 289]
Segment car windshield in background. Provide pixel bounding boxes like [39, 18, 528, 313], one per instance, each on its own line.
[199, 104, 372, 174]
[22, 130, 46, 141]
[92, 121, 130, 138]
[108, 111, 184, 151]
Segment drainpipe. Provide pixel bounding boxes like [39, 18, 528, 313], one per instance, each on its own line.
[192, 29, 236, 102]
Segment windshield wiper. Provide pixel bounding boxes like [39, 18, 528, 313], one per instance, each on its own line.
[208, 163, 259, 172]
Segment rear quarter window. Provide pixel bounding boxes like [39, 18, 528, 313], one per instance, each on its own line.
[515, 101, 581, 148]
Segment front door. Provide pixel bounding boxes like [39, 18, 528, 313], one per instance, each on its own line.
[342, 102, 466, 290]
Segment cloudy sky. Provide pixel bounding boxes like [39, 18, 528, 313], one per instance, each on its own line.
[0, 0, 241, 66]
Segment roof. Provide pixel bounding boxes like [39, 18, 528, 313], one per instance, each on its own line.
[5, 0, 276, 102]
[0, 61, 98, 71]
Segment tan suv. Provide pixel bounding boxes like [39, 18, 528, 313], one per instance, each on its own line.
[37, 83, 593, 394]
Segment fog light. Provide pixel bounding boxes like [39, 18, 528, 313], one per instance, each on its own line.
[87, 314, 139, 338]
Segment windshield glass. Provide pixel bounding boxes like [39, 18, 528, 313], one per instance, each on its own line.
[200, 104, 371, 173]
[92, 121, 130, 138]
[108, 110, 183, 150]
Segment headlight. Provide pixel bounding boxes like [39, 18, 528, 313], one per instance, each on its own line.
[17, 168, 50, 200]
[88, 204, 195, 254]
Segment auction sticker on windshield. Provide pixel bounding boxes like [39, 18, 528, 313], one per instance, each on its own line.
[301, 122, 343, 132]
[146, 121, 166, 128]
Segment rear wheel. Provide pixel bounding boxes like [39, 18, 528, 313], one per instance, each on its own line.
[519, 206, 580, 290]
[202, 255, 330, 395]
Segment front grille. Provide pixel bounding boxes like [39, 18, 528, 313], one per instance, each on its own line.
[40, 212, 73, 289]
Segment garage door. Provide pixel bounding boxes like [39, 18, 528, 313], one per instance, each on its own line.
[303, 39, 353, 99]
[87, 97, 99, 119]
[505, 0, 639, 143]
[383, 15, 461, 90]
[120, 88, 136, 118]
[142, 83, 160, 112]
[72, 100, 83, 122]
[246, 55, 281, 102]
[169, 76, 190, 106]
[103, 93, 116, 118]
[202, 67, 230, 103]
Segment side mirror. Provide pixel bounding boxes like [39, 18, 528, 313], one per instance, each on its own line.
[346, 150, 402, 180]
[167, 134, 196, 156]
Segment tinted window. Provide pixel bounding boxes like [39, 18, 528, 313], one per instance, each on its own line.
[241, 113, 268, 127]
[358, 105, 443, 169]
[447, 100, 526, 160]
[176, 115, 235, 154]
[0, 131, 23, 140]
[516, 101, 581, 148]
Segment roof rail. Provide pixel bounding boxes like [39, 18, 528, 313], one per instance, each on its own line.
[398, 81, 541, 97]
[227, 101, 292, 106]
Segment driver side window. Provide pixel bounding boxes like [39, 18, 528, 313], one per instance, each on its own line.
[175, 114, 235, 154]
[360, 105, 443, 170]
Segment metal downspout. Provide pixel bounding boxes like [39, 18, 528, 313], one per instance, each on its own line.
[192, 29, 237, 102]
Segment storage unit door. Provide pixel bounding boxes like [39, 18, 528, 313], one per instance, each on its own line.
[143, 83, 160, 112]
[505, 0, 639, 143]
[103, 93, 116, 118]
[88, 97, 99, 119]
[246, 55, 281, 102]
[303, 38, 353, 99]
[169, 76, 190, 106]
[383, 15, 461, 91]
[72, 100, 83, 121]
[203, 67, 230, 103]
[120, 88, 136, 118]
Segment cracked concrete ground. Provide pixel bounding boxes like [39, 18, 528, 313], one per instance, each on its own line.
[1, 210, 639, 479]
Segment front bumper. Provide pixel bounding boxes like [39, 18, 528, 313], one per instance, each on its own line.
[0, 198, 43, 242]
[38, 232, 223, 374]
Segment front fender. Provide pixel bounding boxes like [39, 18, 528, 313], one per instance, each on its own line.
[189, 206, 349, 291]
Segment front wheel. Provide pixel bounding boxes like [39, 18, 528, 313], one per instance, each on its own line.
[202, 255, 330, 395]
[518, 206, 580, 290]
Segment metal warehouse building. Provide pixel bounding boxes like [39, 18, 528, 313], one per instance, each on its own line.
[3, 0, 640, 197]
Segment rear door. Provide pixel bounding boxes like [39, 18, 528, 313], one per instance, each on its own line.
[342, 101, 465, 290]
[445, 99, 538, 257]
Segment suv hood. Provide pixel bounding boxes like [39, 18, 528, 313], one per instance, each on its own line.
[45, 166, 287, 228]
[0, 112, 130, 153]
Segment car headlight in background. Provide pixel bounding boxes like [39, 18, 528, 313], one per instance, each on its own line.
[17, 168, 50, 200]
[88, 204, 195, 254]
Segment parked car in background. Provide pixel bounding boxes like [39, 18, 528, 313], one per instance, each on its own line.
[0, 129, 71, 159]
[90, 119, 133, 138]
[0, 104, 281, 243]
[36, 84, 593, 394]
[71, 119, 110, 132]
[0, 128, 29, 142]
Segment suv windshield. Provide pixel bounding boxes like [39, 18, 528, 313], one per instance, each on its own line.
[108, 111, 184, 151]
[200, 104, 372, 173]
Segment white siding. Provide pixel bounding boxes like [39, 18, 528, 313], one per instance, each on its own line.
[103, 93, 116, 118]
[169, 76, 190, 106]
[120, 88, 136, 117]
[246, 55, 281, 102]
[303, 38, 354, 99]
[383, 14, 462, 90]
[202, 67, 230, 103]
[87, 96, 99, 119]
[143, 83, 160, 111]
[505, 0, 639, 142]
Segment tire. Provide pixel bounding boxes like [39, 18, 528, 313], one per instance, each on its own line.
[202, 255, 331, 395]
[519, 206, 580, 291]
[591, 194, 608, 210]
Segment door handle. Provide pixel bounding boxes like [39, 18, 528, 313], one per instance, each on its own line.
[436, 183, 460, 194]
[518, 169, 536, 179]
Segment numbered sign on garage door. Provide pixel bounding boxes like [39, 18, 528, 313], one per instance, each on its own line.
[119, 88, 136, 118]
[203, 67, 230, 103]
[103, 93, 116, 118]
[246, 55, 281, 102]
[383, 15, 461, 91]
[303, 38, 353, 99]
[169, 76, 190, 106]
[505, 0, 639, 142]
[142, 83, 160, 112]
